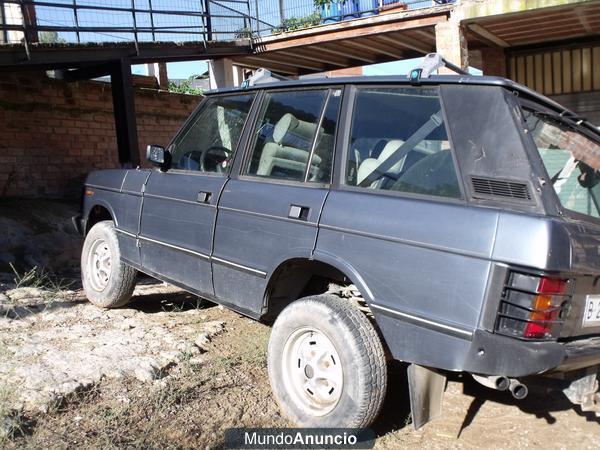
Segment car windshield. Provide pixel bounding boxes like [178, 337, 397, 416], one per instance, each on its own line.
[523, 109, 600, 219]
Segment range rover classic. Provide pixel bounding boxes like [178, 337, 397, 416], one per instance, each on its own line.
[75, 59, 600, 429]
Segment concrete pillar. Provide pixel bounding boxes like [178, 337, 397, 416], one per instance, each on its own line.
[481, 46, 507, 77]
[231, 64, 245, 87]
[146, 62, 168, 90]
[435, 19, 469, 73]
[209, 58, 236, 90]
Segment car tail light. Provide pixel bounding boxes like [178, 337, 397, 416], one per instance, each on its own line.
[495, 272, 571, 340]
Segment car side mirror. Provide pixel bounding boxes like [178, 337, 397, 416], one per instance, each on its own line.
[146, 144, 170, 170]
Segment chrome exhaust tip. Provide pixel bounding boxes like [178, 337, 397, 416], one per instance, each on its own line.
[509, 380, 528, 400]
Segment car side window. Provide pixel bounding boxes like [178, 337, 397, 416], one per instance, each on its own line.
[346, 87, 461, 199]
[245, 89, 329, 182]
[170, 94, 254, 173]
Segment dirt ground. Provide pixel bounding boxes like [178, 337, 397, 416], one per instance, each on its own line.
[1, 280, 599, 450]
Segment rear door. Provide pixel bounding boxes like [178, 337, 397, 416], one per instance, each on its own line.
[212, 87, 342, 316]
[139, 93, 255, 297]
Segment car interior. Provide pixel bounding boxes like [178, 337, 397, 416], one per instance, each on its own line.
[346, 89, 461, 198]
[256, 112, 323, 179]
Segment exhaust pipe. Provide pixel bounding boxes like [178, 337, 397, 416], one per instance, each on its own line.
[509, 379, 528, 399]
[472, 374, 510, 391]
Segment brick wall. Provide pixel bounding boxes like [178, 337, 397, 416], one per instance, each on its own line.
[0, 72, 200, 198]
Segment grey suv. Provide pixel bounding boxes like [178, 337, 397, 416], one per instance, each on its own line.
[75, 67, 600, 429]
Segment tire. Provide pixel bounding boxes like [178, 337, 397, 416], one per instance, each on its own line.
[81, 220, 137, 308]
[267, 294, 387, 428]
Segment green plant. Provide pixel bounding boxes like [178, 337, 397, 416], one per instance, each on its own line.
[314, 0, 333, 7]
[271, 12, 322, 34]
[234, 26, 254, 39]
[168, 75, 203, 96]
[9, 263, 72, 293]
[38, 31, 66, 44]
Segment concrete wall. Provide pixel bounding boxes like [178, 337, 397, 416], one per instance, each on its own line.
[0, 73, 200, 198]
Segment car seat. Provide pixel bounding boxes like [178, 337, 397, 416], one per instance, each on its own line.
[257, 113, 322, 178]
[356, 140, 407, 187]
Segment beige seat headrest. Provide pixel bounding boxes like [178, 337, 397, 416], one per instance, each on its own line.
[273, 113, 318, 146]
[356, 139, 406, 186]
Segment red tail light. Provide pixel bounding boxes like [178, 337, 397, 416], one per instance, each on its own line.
[496, 272, 571, 340]
[523, 277, 568, 338]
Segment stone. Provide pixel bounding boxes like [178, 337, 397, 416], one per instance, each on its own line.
[194, 333, 211, 352]
[134, 366, 157, 382]
[188, 356, 205, 366]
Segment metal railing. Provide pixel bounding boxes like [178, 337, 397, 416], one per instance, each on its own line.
[0, 0, 275, 46]
[0, 0, 454, 47]
[250, 0, 455, 36]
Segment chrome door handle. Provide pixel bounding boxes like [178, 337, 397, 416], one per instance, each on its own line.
[289, 204, 309, 220]
[197, 191, 212, 203]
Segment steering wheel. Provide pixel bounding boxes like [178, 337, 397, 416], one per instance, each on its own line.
[200, 146, 232, 173]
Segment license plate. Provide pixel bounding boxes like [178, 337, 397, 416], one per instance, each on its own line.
[582, 295, 600, 328]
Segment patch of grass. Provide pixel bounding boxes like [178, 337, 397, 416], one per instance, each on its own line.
[214, 355, 242, 372]
[0, 381, 15, 444]
[10, 263, 72, 294]
[0, 344, 22, 445]
[160, 295, 212, 313]
[240, 331, 269, 368]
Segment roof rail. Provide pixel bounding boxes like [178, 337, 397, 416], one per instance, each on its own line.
[408, 53, 469, 85]
[241, 68, 290, 88]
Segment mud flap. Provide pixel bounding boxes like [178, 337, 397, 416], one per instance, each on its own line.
[563, 368, 600, 415]
[407, 363, 446, 430]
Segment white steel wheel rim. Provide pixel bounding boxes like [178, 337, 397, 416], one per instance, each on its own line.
[281, 327, 344, 416]
[88, 238, 112, 292]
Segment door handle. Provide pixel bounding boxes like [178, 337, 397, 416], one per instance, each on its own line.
[289, 204, 310, 220]
[197, 191, 212, 203]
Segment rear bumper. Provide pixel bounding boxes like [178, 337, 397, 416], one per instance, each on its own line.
[462, 330, 600, 377]
[556, 337, 600, 372]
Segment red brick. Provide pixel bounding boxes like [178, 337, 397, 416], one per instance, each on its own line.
[0, 72, 198, 198]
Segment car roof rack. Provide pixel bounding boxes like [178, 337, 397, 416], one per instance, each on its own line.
[408, 53, 469, 85]
[241, 68, 290, 88]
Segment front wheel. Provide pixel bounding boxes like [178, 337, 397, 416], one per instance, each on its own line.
[267, 294, 387, 427]
[81, 220, 137, 308]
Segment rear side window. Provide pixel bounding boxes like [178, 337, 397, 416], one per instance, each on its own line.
[245, 89, 330, 182]
[523, 110, 599, 218]
[170, 94, 254, 173]
[345, 87, 461, 199]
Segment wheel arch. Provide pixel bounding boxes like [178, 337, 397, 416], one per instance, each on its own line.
[84, 201, 117, 234]
[261, 251, 374, 322]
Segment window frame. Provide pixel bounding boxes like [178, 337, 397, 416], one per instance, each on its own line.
[164, 91, 257, 177]
[234, 85, 343, 188]
[335, 84, 466, 204]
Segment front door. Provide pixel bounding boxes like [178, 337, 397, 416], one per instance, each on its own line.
[212, 87, 342, 315]
[139, 93, 255, 296]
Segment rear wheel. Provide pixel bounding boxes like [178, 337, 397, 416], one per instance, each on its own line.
[81, 220, 137, 308]
[267, 294, 387, 427]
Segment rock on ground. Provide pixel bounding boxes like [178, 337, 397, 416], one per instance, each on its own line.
[0, 281, 225, 415]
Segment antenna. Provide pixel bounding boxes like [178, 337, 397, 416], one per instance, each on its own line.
[408, 53, 469, 85]
[241, 68, 290, 88]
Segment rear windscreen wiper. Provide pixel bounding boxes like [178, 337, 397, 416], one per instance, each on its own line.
[532, 110, 586, 129]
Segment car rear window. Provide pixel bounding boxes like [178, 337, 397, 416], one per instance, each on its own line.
[523, 110, 600, 219]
